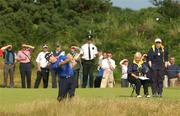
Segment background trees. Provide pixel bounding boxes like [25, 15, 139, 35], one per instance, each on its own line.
[0, 0, 179, 64]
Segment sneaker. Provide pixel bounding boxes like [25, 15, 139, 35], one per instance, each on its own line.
[137, 95, 142, 98]
[145, 95, 151, 98]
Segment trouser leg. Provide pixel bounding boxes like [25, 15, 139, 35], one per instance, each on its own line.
[170, 78, 177, 87]
[82, 62, 88, 88]
[20, 64, 26, 88]
[34, 71, 42, 88]
[128, 77, 141, 95]
[100, 70, 109, 88]
[9, 64, 14, 88]
[157, 70, 163, 95]
[108, 71, 114, 88]
[74, 70, 79, 88]
[26, 70, 32, 88]
[68, 77, 76, 97]
[42, 68, 49, 88]
[88, 63, 94, 88]
[151, 70, 158, 95]
[59, 78, 68, 100]
[142, 80, 149, 95]
[3, 64, 8, 87]
[51, 69, 57, 88]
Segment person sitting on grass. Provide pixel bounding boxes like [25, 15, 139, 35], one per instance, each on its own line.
[128, 52, 150, 98]
[45, 52, 76, 102]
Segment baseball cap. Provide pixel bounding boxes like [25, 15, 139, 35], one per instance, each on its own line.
[155, 38, 162, 43]
[43, 44, 48, 48]
[45, 52, 53, 61]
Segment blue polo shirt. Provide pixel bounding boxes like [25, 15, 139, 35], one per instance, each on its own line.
[51, 56, 74, 78]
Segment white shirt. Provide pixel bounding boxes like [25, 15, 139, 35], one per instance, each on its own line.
[101, 58, 116, 70]
[80, 43, 98, 60]
[36, 51, 49, 68]
[121, 64, 128, 79]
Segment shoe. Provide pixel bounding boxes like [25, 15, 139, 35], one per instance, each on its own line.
[137, 95, 142, 98]
[152, 94, 157, 97]
[145, 95, 151, 98]
[158, 94, 162, 97]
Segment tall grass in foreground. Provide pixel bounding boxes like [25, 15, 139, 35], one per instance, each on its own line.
[0, 97, 180, 116]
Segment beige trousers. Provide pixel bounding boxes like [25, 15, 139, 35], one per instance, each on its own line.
[169, 78, 178, 88]
[100, 69, 114, 88]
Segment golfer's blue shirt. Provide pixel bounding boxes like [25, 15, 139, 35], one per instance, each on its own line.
[51, 56, 74, 78]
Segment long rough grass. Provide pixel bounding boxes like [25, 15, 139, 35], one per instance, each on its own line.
[0, 88, 180, 116]
[0, 97, 180, 116]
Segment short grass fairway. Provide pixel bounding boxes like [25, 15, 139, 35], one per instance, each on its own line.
[0, 88, 180, 116]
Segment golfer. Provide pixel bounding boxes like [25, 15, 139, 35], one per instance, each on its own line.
[45, 52, 76, 101]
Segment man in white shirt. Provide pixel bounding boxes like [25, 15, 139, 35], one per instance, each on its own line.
[100, 52, 116, 88]
[80, 35, 98, 88]
[34, 44, 49, 88]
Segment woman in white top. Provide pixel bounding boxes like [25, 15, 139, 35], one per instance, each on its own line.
[120, 59, 129, 87]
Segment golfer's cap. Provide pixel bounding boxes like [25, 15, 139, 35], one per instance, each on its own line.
[45, 52, 53, 61]
[43, 44, 48, 48]
[155, 38, 162, 43]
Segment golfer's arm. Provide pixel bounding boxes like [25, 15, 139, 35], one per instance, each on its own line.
[59, 58, 71, 66]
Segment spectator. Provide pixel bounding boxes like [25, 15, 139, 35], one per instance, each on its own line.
[45, 52, 76, 102]
[16, 44, 35, 88]
[147, 38, 168, 97]
[80, 35, 98, 88]
[100, 52, 116, 88]
[167, 57, 180, 87]
[34, 44, 49, 88]
[67, 45, 81, 88]
[1, 45, 15, 88]
[128, 52, 150, 98]
[94, 52, 107, 88]
[119, 59, 129, 87]
[50, 44, 65, 88]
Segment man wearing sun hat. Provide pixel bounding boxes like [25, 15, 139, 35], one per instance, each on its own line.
[34, 44, 50, 88]
[147, 38, 168, 97]
[16, 43, 35, 88]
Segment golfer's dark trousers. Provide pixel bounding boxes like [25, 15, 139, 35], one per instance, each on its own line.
[34, 68, 49, 88]
[81, 59, 94, 88]
[128, 76, 149, 95]
[58, 77, 76, 99]
[151, 64, 165, 95]
[20, 62, 32, 88]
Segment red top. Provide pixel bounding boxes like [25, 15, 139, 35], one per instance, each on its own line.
[0, 49, 3, 57]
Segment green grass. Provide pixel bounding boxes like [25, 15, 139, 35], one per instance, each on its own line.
[0, 88, 180, 116]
